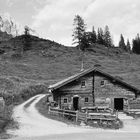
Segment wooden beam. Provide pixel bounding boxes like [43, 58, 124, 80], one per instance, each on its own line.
[92, 72, 95, 106]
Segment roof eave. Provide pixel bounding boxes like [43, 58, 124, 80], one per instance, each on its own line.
[48, 68, 140, 94]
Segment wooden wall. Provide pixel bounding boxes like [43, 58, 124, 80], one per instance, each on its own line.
[53, 71, 137, 110]
[94, 73, 135, 110]
[53, 73, 94, 109]
[129, 98, 140, 109]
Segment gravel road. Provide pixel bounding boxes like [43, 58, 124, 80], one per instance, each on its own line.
[7, 94, 140, 140]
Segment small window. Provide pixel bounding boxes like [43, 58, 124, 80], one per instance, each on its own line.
[101, 80, 105, 86]
[85, 97, 89, 103]
[64, 98, 68, 103]
[81, 80, 86, 87]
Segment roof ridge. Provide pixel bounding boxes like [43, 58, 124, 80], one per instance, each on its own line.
[49, 67, 140, 94]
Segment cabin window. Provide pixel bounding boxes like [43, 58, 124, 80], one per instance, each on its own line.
[100, 80, 105, 86]
[81, 80, 86, 87]
[64, 98, 68, 103]
[85, 97, 89, 103]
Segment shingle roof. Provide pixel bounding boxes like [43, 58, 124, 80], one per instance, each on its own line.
[49, 68, 96, 90]
[49, 67, 140, 94]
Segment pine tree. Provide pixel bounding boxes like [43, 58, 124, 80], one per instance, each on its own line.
[126, 39, 131, 52]
[84, 31, 95, 45]
[132, 34, 140, 54]
[80, 32, 90, 51]
[119, 34, 126, 50]
[91, 26, 96, 43]
[103, 25, 113, 47]
[97, 28, 104, 45]
[72, 15, 86, 47]
[72, 15, 86, 71]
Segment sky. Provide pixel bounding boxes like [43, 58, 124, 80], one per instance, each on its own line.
[0, 0, 140, 46]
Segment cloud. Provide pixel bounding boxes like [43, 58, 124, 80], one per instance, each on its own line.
[32, 0, 94, 46]
[27, 0, 48, 11]
[32, 0, 140, 46]
[84, 0, 140, 45]
[32, 0, 94, 27]
[6, 0, 13, 7]
[6, 0, 18, 7]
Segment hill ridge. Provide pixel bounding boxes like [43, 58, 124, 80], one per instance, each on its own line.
[0, 34, 140, 97]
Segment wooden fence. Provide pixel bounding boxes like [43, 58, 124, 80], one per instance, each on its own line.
[125, 109, 140, 115]
[48, 106, 118, 123]
[48, 107, 76, 117]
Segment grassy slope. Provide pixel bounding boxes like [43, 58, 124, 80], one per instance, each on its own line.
[0, 31, 12, 42]
[0, 35, 140, 98]
[0, 35, 139, 136]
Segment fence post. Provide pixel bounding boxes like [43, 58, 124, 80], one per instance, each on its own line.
[62, 109, 64, 117]
[85, 110, 88, 124]
[116, 110, 118, 119]
[76, 110, 78, 123]
[48, 106, 50, 114]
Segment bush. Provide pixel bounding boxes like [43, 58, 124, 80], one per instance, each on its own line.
[3, 84, 48, 106]
[0, 105, 13, 133]
[3, 94, 13, 106]
[20, 84, 48, 101]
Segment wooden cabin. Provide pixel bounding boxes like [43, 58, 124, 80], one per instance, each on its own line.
[49, 68, 140, 111]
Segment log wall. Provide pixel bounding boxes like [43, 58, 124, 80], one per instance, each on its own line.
[53, 73, 94, 109]
[53, 72, 137, 110]
[94, 73, 135, 110]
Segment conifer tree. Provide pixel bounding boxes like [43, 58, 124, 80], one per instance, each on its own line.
[103, 25, 113, 47]
[132, 34, 140, 54]
[72, 15, 86, 47]
[72, 15, 86, 71]
[119, 34, 126, 50]
[80, 32, 90, 50]
[91, 26, 96, 43]
[97, 28, 104, 45]
[84, 31, 95, 45]
[126, 39, 131, 52]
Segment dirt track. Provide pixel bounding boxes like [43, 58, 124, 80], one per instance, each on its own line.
[8, 94, 91, 138]
[7, 94, 140, 140]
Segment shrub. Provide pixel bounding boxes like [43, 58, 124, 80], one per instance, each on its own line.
[3, 84, 48, 105]
[20, 84, 48, 102]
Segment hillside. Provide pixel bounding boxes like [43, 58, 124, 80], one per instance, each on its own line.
[0, 34, 140, 102]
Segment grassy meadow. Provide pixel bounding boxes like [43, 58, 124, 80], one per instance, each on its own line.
[0, 35, 140, 135]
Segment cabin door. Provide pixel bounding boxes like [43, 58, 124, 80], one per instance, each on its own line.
[114, 98, 123, 111]
[73, 97, 79, 110]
